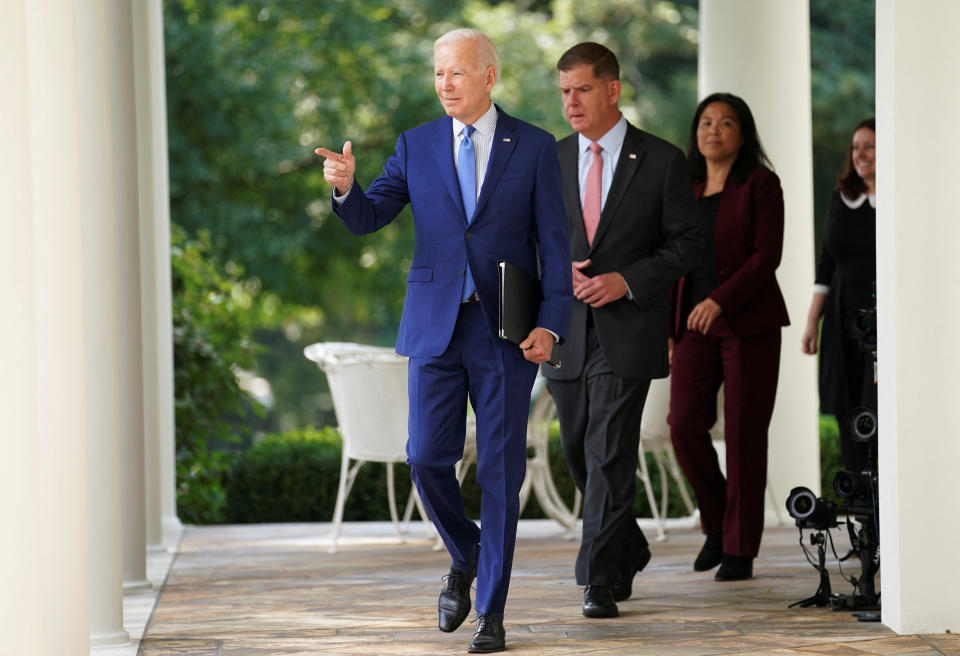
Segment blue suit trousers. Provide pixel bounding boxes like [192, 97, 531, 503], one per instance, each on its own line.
[406, 301, 537, 616]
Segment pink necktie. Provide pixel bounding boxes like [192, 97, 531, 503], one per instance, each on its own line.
[583, 142, 603, 245]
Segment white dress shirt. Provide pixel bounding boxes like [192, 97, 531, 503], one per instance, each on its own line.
[577, 115, 627, 212]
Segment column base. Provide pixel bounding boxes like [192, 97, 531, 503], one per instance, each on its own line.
[89, 628, 130, 648]
[162, 515, 183, 549]
[122, 578, 151, 593]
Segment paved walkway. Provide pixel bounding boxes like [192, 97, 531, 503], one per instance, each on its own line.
[135, 521, 958, 655]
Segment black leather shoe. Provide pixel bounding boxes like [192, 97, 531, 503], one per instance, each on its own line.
[467, 613, 505, 653]
[612, 545, 651, 602]
[582, 585, 619, 618]
[715, 554, 753, 581]
[438, 545, 480, 632]
[694, 533, 723, 571]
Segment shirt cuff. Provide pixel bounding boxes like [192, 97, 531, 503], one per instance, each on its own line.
[333, 187, 351, 205]
[813, 284, 830, 295]
[538, 328, 560, 343]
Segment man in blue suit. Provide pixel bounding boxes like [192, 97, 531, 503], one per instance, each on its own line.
[316, 28, 571, 653]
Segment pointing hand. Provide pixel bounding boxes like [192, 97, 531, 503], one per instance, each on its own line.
[315, 140, 356, 195]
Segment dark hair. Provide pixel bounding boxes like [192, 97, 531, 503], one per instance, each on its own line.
[836, 117, 875, 200]
[556, 42, 619, 81]
[685, 92, 772, 184]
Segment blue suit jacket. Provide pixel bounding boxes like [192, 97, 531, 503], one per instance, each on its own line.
[335, 106, 572, 358]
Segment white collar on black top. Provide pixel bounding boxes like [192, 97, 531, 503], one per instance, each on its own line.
[841, 192, 877, 209]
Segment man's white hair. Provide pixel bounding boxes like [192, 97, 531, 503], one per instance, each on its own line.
[434, 28, 500, 83]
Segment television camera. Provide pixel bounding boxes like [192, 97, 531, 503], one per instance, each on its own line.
[787, 299, 879, 619]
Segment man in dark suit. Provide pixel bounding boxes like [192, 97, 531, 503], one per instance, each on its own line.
[316, 28, 571, 653]
[542, 42, 702, 618]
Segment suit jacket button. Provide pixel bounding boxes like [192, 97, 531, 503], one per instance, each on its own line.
[459, 269, 465, 276]
[465, 232, 472, 239]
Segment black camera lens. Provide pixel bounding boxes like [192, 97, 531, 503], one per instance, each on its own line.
[848, 407, 878, 442]
[833, 471, 856, 498]
[786, 487, 819, 520]
[833, 470, 875, 500]
[846, 308, 876, 340]
[789, 490, 816, 518]
[786, 486, 838, 530]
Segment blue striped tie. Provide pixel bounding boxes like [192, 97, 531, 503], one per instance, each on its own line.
[458, 125, 477, 302]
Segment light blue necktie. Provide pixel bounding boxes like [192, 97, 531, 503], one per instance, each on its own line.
[458, 125, 477, 302]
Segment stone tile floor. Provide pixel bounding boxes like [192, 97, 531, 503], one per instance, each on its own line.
[132, 521, 958, 656]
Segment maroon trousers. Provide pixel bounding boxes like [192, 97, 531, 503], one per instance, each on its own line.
[669, 317, 781, 559]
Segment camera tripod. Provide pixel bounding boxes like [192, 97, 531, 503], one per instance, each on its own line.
[789, 530, 832, 608]
[830, 517, 880, 620]
[789, 517, 880, 619]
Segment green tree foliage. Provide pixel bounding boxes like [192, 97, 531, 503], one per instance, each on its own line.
[165, 1, 699, 339]
[165, 0, 700, 431]
[172, 224, 262, 522]
[810, 0, 875, 244]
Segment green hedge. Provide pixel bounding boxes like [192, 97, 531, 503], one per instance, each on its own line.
[224, 427, 412, 523]
[225, 419, 847, 525]
[225, 425, 694, 524]
[819, 414, 844, 506]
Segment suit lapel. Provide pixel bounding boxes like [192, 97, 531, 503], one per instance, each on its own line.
[473, 106, 517, 221]
[429, 116, 467, 221]
[589, 124, 646, 253]
[558, 136, 589, 256]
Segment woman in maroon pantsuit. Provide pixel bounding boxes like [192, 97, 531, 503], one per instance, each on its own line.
[668, 93, 789, 581]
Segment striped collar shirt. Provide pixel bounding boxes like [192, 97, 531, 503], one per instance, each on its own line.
[452, 103, 498, 201]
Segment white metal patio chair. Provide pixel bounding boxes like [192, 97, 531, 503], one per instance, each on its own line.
[639, 377, 785, 541]
[638, 377, 706, 541]
[522, 376, 581, 532]
[412, 376, 579, 534]
[306, 343, 582, 552]
[523, 377, 694, 542]
[303, 342, 430, 553]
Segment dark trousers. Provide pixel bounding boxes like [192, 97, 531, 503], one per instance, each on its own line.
[547, 323, 650, 586]
[669, 317, 781, 559]
[406, 301, 537, 616]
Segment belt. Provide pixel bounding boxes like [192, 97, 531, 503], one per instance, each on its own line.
[461, 291, 480, 304]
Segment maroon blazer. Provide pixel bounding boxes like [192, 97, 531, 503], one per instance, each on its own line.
[670, 166, 790, 339]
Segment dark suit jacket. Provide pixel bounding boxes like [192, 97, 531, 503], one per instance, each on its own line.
[669, 166, 790, 339]
[543, 122, 702, 381]
[334, 106, 573, 358]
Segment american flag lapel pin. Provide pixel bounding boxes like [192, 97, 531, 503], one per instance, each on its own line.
[629, 153, 637, 159]
[503, 138, 511, 142]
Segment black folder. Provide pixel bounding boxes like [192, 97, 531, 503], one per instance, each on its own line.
[497, 260, 561, 369]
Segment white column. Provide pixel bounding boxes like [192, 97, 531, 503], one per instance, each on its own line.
[101, 1, 153, 594]
[876, 0, 960, 634]
[75, 2, 132, 647]
[133, 0, 182, 551]
[0, 1, 90, 653]
[699, 0, 820, 512]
